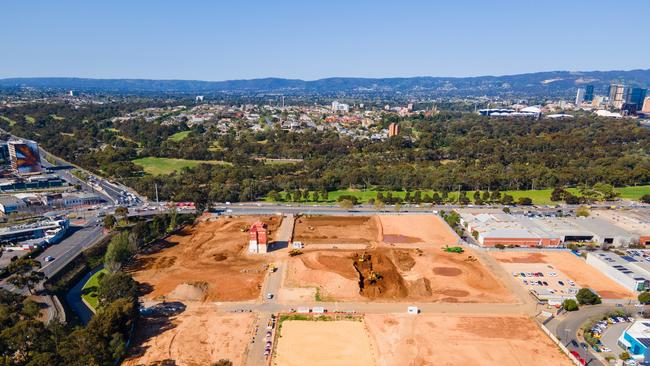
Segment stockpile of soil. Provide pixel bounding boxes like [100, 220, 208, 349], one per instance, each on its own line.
[353, 251, 408, 299]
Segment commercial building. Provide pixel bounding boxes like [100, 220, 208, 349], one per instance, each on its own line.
[7, 140, 42, 174]
[458, 210, 561, 248]
[0, 196, 27, 214]
[584, 84, 595, 102]
[459, 209, 640, 248]
[643, 97, 650, 113]
[609, 84, 629, 109]
[575, 88, 585, 105]
[586, 251, 650, 292]
[0, 218, 68, 245]
[478, 106, 541, 118]
[592, 210, 650, 246]
[628, 88, 648, 110]
[388, 123, 400, 137]
[331, 101, 349, 113]
[248, 221, 269, 254]
[618, 321, 650, 361]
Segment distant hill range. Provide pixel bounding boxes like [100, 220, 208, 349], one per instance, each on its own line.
[2, 69, 650, 98]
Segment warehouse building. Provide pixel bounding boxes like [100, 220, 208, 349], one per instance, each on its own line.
[459, 209, 640, 248]
[586, 251, 650, 292]
[593, 210, 650, 246]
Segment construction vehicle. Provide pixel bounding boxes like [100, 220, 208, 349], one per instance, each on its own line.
[443, 246, 464, 254]
[268, 264, 277, 273]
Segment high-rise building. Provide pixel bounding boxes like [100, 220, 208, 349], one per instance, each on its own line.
[388, 123, 400, 137]
[642, 97, 650, 113]
[628, 87, 648, 110]
[609, 84, 628, 109]
[575, 88, 586, 105]
[584, 85, 595, 102]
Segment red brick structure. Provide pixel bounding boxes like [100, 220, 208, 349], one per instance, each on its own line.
[248, 221, 268, 253]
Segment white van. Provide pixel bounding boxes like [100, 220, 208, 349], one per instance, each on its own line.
[407, 306, 419, 314]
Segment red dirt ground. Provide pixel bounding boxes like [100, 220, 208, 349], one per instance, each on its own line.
[128, 216, 281, 302]
[365, 314, 573, 366]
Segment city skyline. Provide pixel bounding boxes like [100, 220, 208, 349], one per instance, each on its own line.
[2, 0, 650, 80]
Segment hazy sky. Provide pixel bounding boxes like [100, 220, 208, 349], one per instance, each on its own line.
[2, 0, 649, 80]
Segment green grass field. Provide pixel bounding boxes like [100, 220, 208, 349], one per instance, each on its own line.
[24, 115, 35, 123]
[0, 115, 16, 126]
[81, 269, 106, 311]
[264, 185, 650, 205]
[168, 131, 191, 142]
[133, 156, 232, 175]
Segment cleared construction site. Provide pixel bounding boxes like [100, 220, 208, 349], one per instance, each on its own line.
[124, 213, 574, 366]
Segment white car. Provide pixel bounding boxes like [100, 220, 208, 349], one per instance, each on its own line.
[266, 293, 274, 300]
[44, 256, 55, 262]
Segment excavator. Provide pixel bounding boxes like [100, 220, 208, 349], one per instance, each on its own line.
[443, 245, 464, 254]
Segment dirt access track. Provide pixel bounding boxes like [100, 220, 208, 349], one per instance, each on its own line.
[284, 246, 515, 303]
[293, 214, 458, 247]
[273, 319, 377, 366]
[490, 251, 635, 300]
[123, 303, 253, 366]
[365, 314, 573, 366]
[129, 216, 281, 302]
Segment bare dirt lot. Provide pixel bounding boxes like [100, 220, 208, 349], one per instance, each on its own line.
[378, 214, 458, 246]
[123, 303, 253, 366]
[490, 251, 635, 299]
[273, 320, 376, 366]
[293, 215, 381, 245]
[129, 216, 281, 302]
[283, 247, 514, 302]
[365, 314, 573, 366]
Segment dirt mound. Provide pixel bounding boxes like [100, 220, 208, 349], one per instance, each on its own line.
[393, 250, 416, 271]
[353, 251, 408, 299]
[432, 267, 462, 276]
[168, 283, 207, 301]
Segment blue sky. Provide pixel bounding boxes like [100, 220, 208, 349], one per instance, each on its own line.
[2, 0, 649, 80]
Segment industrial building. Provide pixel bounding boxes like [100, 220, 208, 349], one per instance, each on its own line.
[592, 210, 650, 246]
[459, 209, 641, 248]
[0, 218, 69, 245]
[618, 321, 650, 361]
[586, 251, 650, 292]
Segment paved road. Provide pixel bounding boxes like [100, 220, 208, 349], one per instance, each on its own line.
[37, 222, 105, 278]
[552, 304, 640, 366]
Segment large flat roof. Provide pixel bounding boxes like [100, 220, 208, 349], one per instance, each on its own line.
[459, 209, 640, 242]
[589, 251, 650, 282]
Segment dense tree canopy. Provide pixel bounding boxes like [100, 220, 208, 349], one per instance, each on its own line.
[2, 103, 649, 204]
